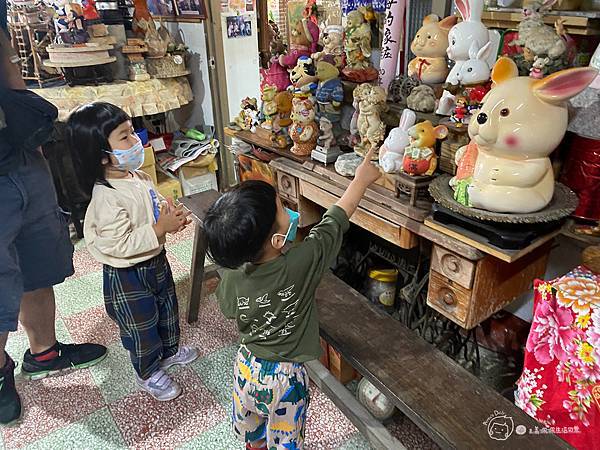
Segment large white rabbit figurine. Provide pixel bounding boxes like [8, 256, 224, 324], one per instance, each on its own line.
[456, 41, 492, 86]
[446, 0, 499, 85]
[379, 109, 417, 173]
[452, 57, 597, 213]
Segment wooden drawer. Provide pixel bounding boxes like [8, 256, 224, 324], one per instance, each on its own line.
[277, 171, 298, 200]
[431, 246, 476, 289]
[427, 270, 472, 327]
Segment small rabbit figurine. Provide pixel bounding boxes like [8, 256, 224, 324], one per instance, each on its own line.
[379, 109, 417, 174]
[456, 41, 492, 86]
[452, 57, 597, 213]
[445, 0, 497, 86]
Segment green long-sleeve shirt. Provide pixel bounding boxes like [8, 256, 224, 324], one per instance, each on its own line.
[216, 205, 350, 363]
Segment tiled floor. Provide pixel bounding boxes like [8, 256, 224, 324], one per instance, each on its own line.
[3, 227, 379, 450]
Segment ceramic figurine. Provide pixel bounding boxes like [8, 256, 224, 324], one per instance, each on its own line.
[408, 14, 458, 85]
[379, 109, 417, 174]
[343, 9, 378, 82]
[289, 56, 318, 96]
[312, 117, 342, 164]
[407, 85, 436, 113]
[290, 97, 319, 156]
[268, 20, 287, 60]
[315, 57, 344, 123]
[312, 25, 345, 69]
[279, 18, 320, 69]
[231, 97, 259, 131]
[260, 59, 291, 93]
[354, 83, 387, 159]
[402, 121, 448, 176]
[530, 56, 550, 79]
[270, 90, 293, 148]
[451, 97, 468, 127]
[445, 0, 497, 87]
[514, 0, 566, 61]
[259, 84, 279, 130]
[450, 57, 596, 213]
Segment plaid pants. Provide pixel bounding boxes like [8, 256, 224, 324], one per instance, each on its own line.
[103, 250, 180, 379]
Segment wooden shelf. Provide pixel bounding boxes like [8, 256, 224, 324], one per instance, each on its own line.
[224, 128, 310, 164]
[482, 8, 600, 34]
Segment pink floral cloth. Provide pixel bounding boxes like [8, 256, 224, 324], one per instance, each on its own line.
[516, 267, 600, 449]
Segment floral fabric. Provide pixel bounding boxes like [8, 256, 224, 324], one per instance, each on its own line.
[516, 267, 600, 449]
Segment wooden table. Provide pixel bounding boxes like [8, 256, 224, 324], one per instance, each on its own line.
[179, 189, 221, 323]
[270, 157, 553, 330]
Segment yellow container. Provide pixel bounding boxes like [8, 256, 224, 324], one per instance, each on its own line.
[367, 269, 398, 307]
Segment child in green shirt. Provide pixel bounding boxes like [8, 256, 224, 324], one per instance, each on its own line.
[203, 147, 380, 450]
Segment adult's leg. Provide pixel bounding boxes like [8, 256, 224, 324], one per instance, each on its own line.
[18, 287, 57, 355]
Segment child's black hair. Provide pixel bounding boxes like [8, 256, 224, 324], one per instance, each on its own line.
[204, 180, 278, 269]
[65, 102, 130, 196]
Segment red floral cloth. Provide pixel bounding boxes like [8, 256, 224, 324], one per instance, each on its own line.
[516, 267, 600, 449]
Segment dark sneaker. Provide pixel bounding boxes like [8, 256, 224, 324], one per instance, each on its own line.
[0, 354, 21, 426]
[21, 342, 107, 381]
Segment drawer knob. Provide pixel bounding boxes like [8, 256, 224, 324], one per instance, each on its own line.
[442, 292, 456, 306]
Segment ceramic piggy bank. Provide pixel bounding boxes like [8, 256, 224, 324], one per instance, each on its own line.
[452, 57, 597, 213]
[408, 14, 458, 85]
[402, 121, 448, 176]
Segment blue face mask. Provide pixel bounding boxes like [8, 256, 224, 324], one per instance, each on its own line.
[272, 208, 300, 248]
[107, 138, 145, 172]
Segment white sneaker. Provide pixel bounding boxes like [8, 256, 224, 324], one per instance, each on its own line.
[160, 346, 199, 370]
[135, 369, 182, 401]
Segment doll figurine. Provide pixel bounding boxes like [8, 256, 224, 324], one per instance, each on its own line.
[315, 57, 344, 123]
[342, 9, 378, 82]
[530, 56, 550, 79]
[408, 14, 458, 85]
[354, 83, 387, 159]
[290, 97, 319, 156]
[279, 19, 320, 70]
[289, 56, 318, 96]
[259, 84, 279, 130]
[312, 25, 345, 69]
[231, 97, 259, 131]
[402, 121, 448, 176]
[451, 97, 468, 127]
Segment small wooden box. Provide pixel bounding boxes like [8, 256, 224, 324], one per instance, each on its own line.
[319, 337, 329, 369]
[328, 345, 357, 385]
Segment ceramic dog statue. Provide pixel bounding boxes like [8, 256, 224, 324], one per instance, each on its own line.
[452, 57, 597, 213]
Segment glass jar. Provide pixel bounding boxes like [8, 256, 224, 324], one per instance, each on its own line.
[366, 269, 398, 309]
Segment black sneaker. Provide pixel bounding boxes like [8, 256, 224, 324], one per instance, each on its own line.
[0, 353, 21, 426]
[21, 342, 107, 381]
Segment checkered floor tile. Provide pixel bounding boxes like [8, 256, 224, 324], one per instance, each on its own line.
[3, 231, 383, 449]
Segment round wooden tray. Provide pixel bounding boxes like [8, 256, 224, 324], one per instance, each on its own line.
[429, 174, 578, 224]
[44, 57, 116, 68]
[47, 44, 114, 52]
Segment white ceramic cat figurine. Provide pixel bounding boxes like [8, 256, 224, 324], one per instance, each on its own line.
[456, 57, 596, 213]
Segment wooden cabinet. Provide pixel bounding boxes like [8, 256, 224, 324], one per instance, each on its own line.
[427, 242, 552, 329]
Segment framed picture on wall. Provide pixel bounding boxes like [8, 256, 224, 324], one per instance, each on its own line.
[147, 0, 178, 17]
[177, 0, 207, 17]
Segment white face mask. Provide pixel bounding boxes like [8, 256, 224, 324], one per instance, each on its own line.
[107, 137, 145, 172]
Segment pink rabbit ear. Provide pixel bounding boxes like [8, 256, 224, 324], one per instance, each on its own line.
[455, 0, 469, 20]
[532, 67, 598, 104]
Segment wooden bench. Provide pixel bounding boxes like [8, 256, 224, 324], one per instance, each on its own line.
[181, 190, 569, 449]
[315, 272, 570, 450]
